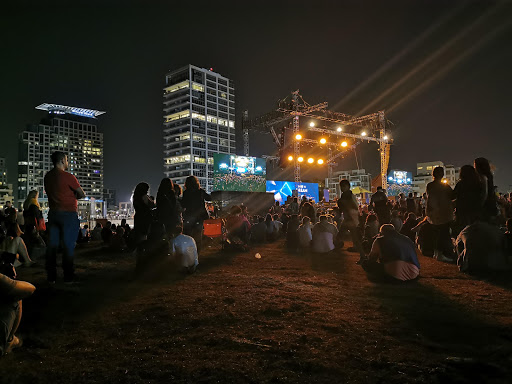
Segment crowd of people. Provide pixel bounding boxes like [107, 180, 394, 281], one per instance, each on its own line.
[1, 151, 512, 357]
[221, 157, 512, 281]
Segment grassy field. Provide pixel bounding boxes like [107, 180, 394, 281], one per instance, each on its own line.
[1, 238, 512, 383]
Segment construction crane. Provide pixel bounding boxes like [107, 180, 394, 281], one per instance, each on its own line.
[244, 91, 392, 189]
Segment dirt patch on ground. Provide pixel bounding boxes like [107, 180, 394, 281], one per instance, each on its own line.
[1, 239, 512, 383]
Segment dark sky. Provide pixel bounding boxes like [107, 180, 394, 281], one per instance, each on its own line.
[1, 0, 511, 202]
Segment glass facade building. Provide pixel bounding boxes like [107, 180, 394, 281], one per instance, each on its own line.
[18, 105, 105, 203]
[163, 65, 235, 191]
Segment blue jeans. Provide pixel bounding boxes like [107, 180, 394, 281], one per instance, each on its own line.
[45, 211, 79, 280]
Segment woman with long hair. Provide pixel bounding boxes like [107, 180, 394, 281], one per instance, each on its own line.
[181, 176, 211, 252]
[22, 189, 45, 253]
[132, 182, 155, 239]
[156, 178, 178, 236]
[474, 157, 498, 221]
[453, 165, 483, 232]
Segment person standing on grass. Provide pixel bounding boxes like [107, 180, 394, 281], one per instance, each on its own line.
[181, 176, 211, 253]
[338, 179, 365, 263]
[44, 151, 85, 283]
[370, 186, 391, 224]
[426, 166, 455, 262]
[132, 182, 155, 241]
[156, 178, 178, 236]
[474, 157, 498, 222]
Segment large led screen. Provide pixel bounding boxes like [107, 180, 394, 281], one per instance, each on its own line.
[266, 180, 319, 204]
[212, 154, 266, 192]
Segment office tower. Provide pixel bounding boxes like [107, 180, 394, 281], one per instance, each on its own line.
[163, 65, 235, 191]
[0, 157, 7, 186]
[18, 104, 105, 203]
[0, 157, 14, 209]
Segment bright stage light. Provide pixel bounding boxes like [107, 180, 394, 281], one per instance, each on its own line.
[319, 138, 327, 144]
[337, 127, 343, 132]
[309, 122, 315, 127]
[341, 141, 348, 147]
[298, 156, 304, 163]
[287, 155, 293, 161]
[383, 135, 388, 140]
[307, 158, 314, 164]
[361, 131, 367, 136]
[317, 159, 324, 165]
[295, 134, 302, 140]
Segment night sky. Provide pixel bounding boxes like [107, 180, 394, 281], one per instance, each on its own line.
[1, 0, 511, 202]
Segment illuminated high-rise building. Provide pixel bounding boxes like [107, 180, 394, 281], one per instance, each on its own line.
[163, 65, 235, 191]
[18, 104, 105, 203]
[0, 157, 7, 186]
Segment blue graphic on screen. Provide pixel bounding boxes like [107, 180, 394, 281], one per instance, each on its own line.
[266, 181, 319, 203]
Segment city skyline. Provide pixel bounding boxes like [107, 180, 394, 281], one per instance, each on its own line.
[1, 1, 511, 201]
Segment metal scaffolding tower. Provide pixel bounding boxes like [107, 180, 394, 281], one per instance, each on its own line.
[244, 91, 392, 187]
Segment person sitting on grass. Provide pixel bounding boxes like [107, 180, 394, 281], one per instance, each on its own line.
[251, 216, 266, 243]
[110, 226, 127, 252]
[400, 212, 419, 243]
[297, 216, 313, 249]
[456, 220, 511, 274]
[272, 214, 283, 236]
[311, 215, 338, 254]
[91, 222, 102, 241]
[412, 217, 436, 257]
[170, 224, 198, 274]
[225, 205, 251, 248]
[101, 221, 113, 245]
[390, 210, 403, 232]
[265, 214, 278, 242]
[362, 224, 420, 282]
[286, 214, 301, 252]
[1, 224, 34, 267]
[0, 274, 35, 356]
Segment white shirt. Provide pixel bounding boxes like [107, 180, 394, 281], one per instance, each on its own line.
[297, 224, 312, 247]
[171, 234, 198, 268]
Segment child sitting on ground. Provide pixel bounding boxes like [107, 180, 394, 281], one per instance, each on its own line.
[170, 224, 198, 274]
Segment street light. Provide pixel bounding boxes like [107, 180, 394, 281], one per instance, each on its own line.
[309, 122, 315, 127]
[307, 157, 314, 164]
[341, 141, 348, 147]
[361, 131, 367, 137]
[383, 135, 388, 140]
[317, 159, 324, 165]
[287, 155, 293, 161]
[295, 134, 302, 140]
[337, 126, 343, 132]
[298, 156, 304, 163]
[319, 138, 327, 144]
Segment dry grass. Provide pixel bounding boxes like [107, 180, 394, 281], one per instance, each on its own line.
[1, 238, 512, 383]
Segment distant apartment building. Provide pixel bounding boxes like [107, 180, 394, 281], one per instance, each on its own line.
[18, 104, 105, 204]
[163, 65, 235, 191]
[103, 188, 117, 209]
[413, 161, 460, 193]
[326, 169, 371, 201]
[119, 201, 134, 217]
